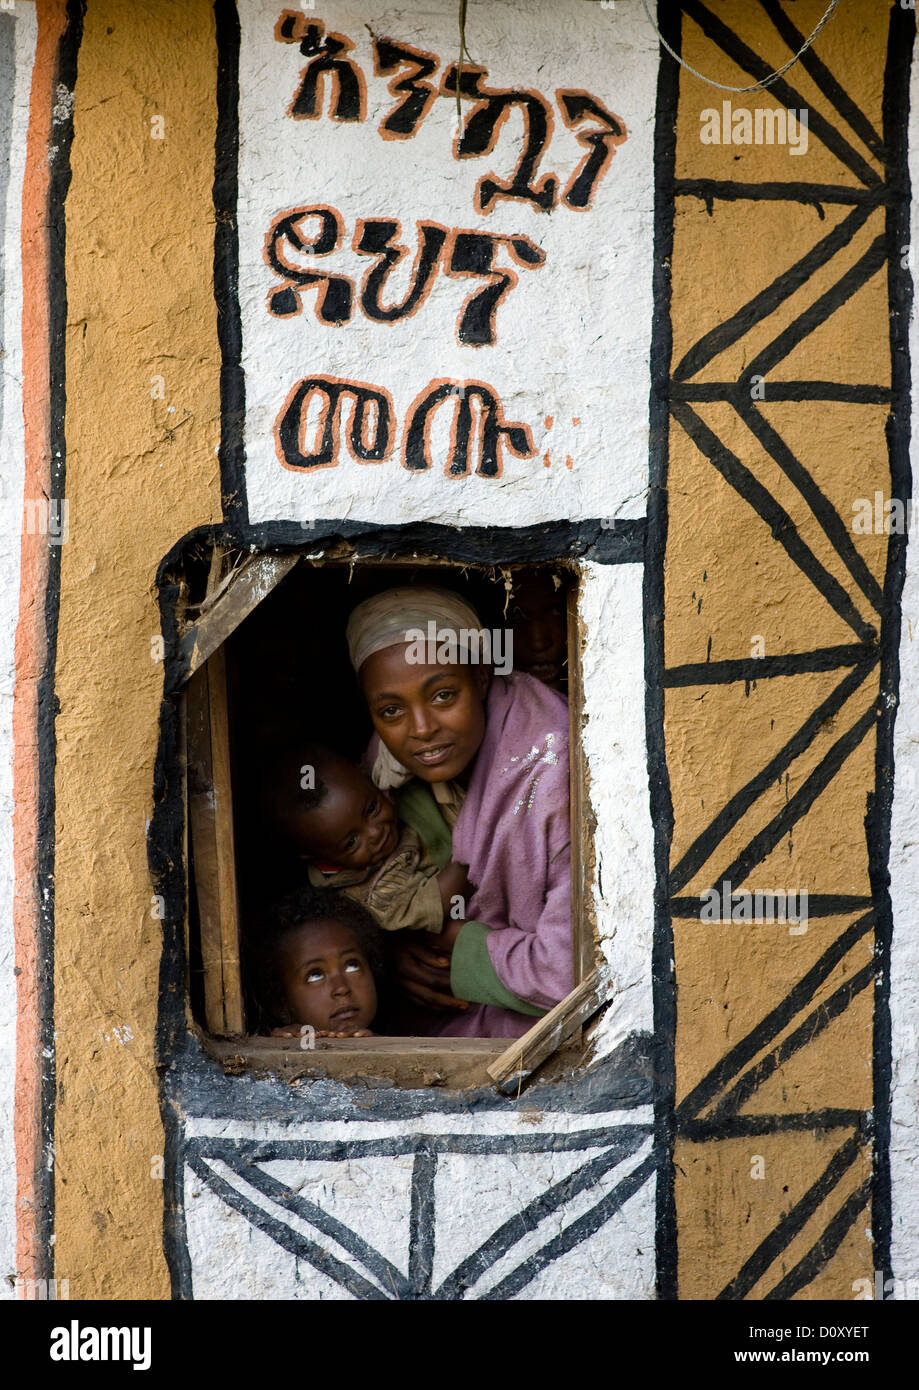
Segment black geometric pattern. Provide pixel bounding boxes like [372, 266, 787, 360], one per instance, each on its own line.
[184, 1124, 655, 1300]
[655, 0, 913, 1298]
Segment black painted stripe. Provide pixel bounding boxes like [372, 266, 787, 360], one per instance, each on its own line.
[746, 233, 888, 381]
[764, 1176, 872, 1300]
[760, 0, 886, 163]
[434, 1128, 650, 1300]
[664, 642, 871, 687]
[187, 1153, 389, 1300]
[672, 381, 891, 403]
[187, 1126, 653, 1164]
[716, 1133, 863, 1300]
[482, 1152, 659, 1302]
[671, 402, 877, 644]
[39, 0, 84, 1288]
[869, 0, 916, 1302]
[221, 1156, 413, 1298]
[671, 894, 873, 919]
[709, 961, 876, 1122]
[408, 1148, 437, 1298]
[709, 699, 878, 891]
[733, 397, 884, 614]
[647, 0, 681, 1304]
[675, 911, 874, 1123]
[682, 0, 883, 188]
[673, 178, 884, 208]
[669, 656, 877, 895]
[681, 1108, 869, 1142]
[673, 204, 874, 384]
[213, 0, 246, 525]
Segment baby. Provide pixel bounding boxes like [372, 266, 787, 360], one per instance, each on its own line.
[255, 887, 383, 1038]
[272, 742, 469, 935]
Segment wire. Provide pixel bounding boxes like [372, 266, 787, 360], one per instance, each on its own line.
[640, 0, 839, 94]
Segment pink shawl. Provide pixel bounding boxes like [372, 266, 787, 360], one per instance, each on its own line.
[437, 671, 572, 1037]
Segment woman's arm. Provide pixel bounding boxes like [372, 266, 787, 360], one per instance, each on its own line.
[450, 771, 573, 1014]
[449, 848, 571, 1013]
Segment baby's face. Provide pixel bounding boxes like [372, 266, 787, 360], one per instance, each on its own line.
[297, 762, 398, 871]
[278, 919, 377, 1034]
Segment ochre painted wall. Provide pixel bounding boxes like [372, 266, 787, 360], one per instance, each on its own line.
[667, 0, 890, 1297]
[50, 0, 222, 1297]
[7, 0, 906, 1298]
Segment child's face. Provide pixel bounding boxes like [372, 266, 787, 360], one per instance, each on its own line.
[278, 919, 377, 1033]
[508, 573, 567, 690]
[294, 761, 398, 870]
[361, 646, 489, 784]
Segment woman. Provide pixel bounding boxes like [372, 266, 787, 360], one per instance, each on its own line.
[346, 586, 571, 1038]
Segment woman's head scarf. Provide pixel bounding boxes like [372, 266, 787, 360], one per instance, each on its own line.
[346, 586, 485, 789]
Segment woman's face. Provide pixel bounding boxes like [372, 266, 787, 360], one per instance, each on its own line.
[360, 644, 489, 783]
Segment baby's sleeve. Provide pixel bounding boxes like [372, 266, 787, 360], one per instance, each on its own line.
[367, 835, 444, 933]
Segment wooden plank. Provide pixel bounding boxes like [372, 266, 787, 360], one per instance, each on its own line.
[212, 1035, 503, 1054]
[178, 553, 299, 682]
[567, 576, 594, 984]
[204, 1034, 505, 1089]
[186, 651, 245, 1036]
[487, 967, 607, 1092]
[178, 690, 193, 1027]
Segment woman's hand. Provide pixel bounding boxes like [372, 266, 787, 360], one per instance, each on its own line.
[390, 930, 470, 1012]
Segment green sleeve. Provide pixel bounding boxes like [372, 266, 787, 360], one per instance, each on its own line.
[393, 780, 453, 869]
[450, 921, 545, 1016]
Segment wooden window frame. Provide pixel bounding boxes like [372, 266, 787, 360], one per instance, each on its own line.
[178, 546, 608, 1090]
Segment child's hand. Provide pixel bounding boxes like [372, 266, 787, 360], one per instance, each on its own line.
[437, 860, 472, 917]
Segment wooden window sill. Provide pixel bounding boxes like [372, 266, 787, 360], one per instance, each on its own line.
[201, 1032, 507, 1089]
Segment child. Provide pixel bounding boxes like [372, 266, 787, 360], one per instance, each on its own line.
[270, 742, 470, 935]
[506, 569, 568, 693]
[254, 887, 384, 1038]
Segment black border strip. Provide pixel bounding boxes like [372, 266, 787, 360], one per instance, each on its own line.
[213, 0, 247, 527]
[647, 0, 680, 1304]
[871, 0, 915, 1306]
[37, 0, 84, 1286]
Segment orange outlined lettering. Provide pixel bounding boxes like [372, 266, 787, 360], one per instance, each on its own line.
[276, 376, 394, 472]
[373, 39, 441, 139]
[444, 232, 545, 346]
[264, 205, 353, 323]
[275, 16, 366, 122]
[556, 90, 627, 210]
[402, 378, 535, 478]
[354, 219, 448, 322]
[442, 65, 558, 214]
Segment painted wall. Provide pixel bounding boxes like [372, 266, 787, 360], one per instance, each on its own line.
[0, 0, 917, 1301]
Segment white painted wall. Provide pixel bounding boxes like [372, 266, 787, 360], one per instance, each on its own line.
[888, 50, 919, 1299]
[0, 3, 37, 1298]
[238, 0, 658, 527]
[223, 0, 660, 1299]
